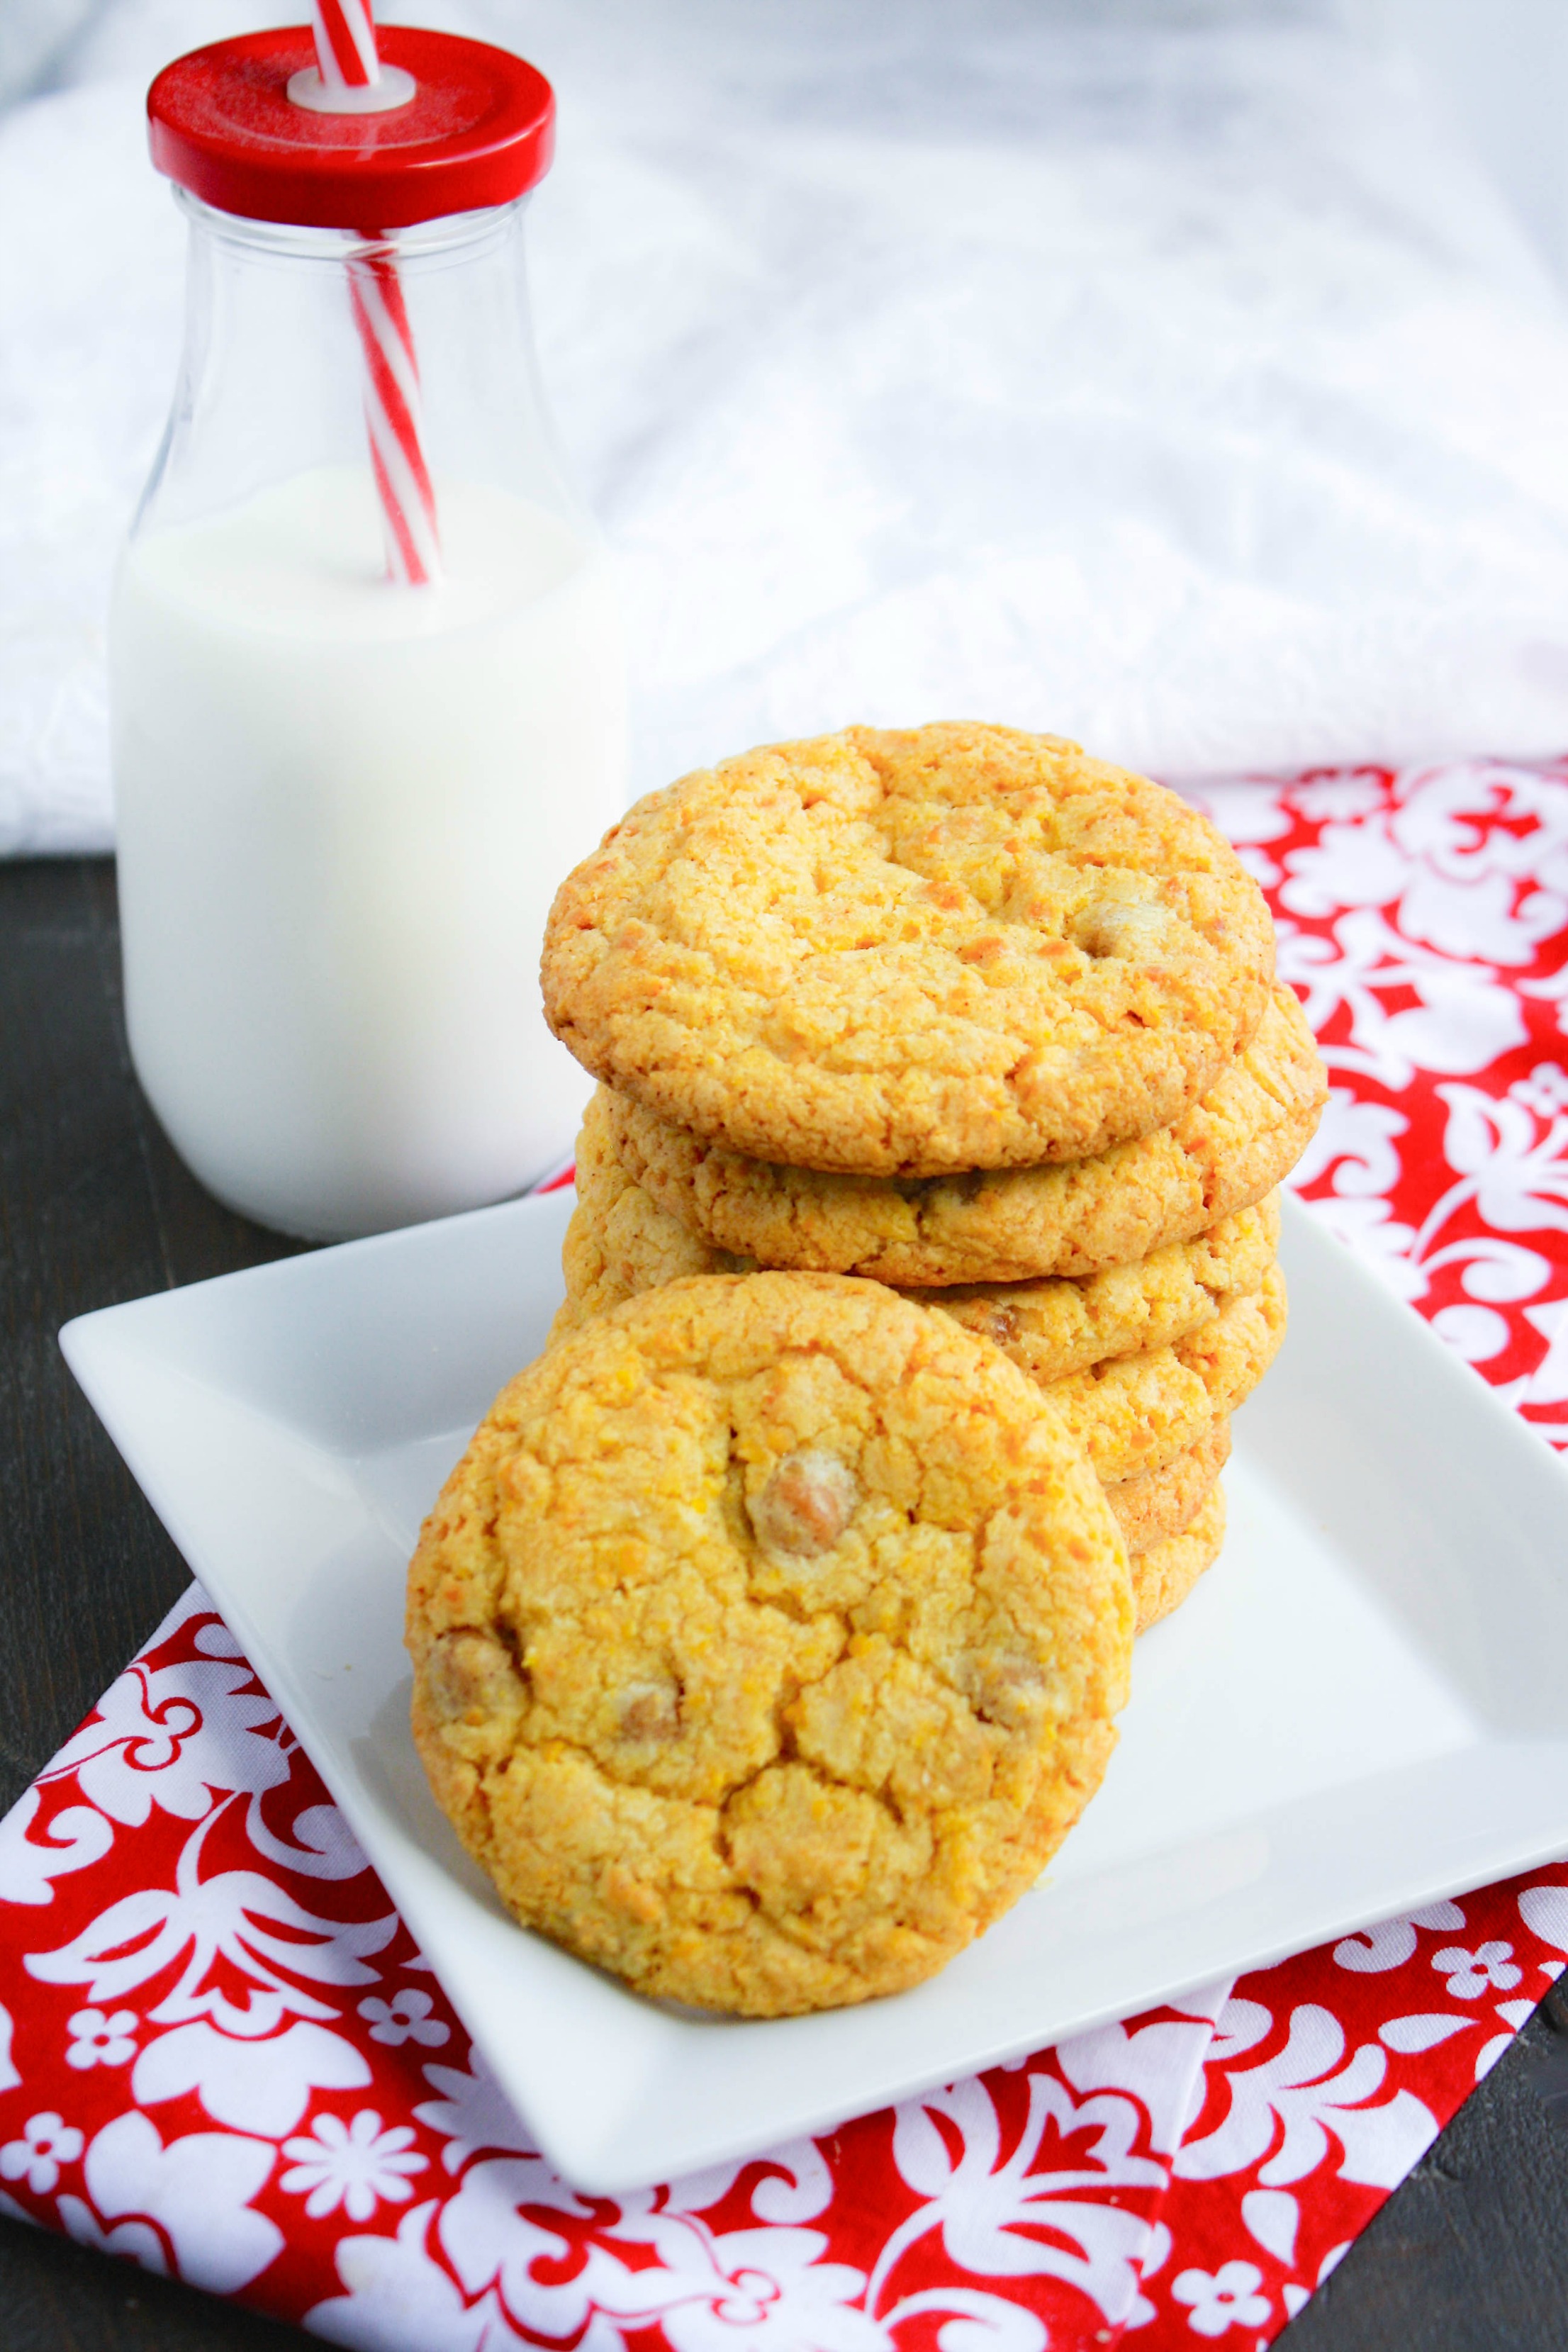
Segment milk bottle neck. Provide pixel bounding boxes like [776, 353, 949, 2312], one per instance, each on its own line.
[134, 189, 585, 546]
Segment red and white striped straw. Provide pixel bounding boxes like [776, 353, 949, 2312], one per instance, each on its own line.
[309, 0, 443, 585]
[310, 0, 381, 94]
[347, 247, 442, 587]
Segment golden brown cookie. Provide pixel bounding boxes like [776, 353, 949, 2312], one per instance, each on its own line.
[408, 1271, 1132, 2017]
[1132, 1483, 1227, 1635]
[543, 724, 1275, 1175]
[1109, 1418, 1231, 1555]
[555, 1091, 1279, 1386]
[606, 985, 1324, 1285]
[1047, 1265, 1284, 1484]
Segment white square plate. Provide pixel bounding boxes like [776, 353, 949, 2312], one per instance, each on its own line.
[60, 1192, 1568, 2193]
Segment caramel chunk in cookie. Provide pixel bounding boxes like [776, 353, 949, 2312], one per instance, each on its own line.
[424, 1630, 528, 1725]
[749, 1448, 861, 1556]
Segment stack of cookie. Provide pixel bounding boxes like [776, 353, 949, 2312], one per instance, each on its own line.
[405, 722, 1328, 2018]
[539, 723, 1324, 1637]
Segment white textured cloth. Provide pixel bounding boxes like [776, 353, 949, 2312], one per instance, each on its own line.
[9, 0, 1568, 853]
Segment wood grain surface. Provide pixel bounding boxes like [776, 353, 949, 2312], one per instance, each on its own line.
[2, 856, 1567, 2348]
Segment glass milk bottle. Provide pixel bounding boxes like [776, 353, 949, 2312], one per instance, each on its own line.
[110, 27, 626, 1238]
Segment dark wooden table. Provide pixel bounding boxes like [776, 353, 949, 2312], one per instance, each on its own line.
[6, 856, 1568, 2349]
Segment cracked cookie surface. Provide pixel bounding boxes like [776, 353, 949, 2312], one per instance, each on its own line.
[408, 1271, 1132, 2017]
[607, 985, 1324, 1285]
[542, 724, 1275, 1175]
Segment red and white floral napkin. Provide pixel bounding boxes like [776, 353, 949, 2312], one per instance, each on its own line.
[5, 751, 1568, 2348]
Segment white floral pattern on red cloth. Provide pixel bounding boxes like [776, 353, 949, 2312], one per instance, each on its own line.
[0, 1584, 1222, 2348]
[4, 752, 1568, 2348]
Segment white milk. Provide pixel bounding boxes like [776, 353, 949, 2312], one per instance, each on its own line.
[111, 468, 625, 1238]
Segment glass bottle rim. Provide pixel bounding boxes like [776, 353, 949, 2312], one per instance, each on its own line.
[174, 185, 526, 264]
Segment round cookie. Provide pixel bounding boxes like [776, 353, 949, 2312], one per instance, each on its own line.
[555, 1091, 1279, 1385]
[1132, 1484, 1227, 1635]
[408, 1271, 1133, 2018]
[543, 724, 1276, 1175]
[1046, 1265, 1285, 1484]
[607, 984, 1325, 1285]
[1108, 1417, 1231, 1555]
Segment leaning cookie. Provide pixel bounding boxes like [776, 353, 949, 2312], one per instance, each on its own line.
[543, 724, 1275, 1175]
[408, 1271, 1132, 2017]
[605, 984, 1324, 1286]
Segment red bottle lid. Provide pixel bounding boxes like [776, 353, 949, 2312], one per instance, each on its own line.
[147, 26, 554, 231]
